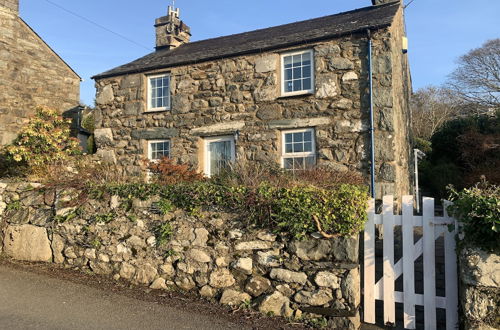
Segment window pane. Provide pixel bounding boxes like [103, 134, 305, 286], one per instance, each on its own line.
[304, 131, 312, 141]
[293, 132, 303, 143]
[284, 158, 293, 169]
[294, 143, 303, 153]
[286, 81, 293, 92]
[284, 56, 292, 68]
[292, 55, 302, 66]
[293, 158, 304, 169]
[303, 78, 312, 91]
[293, 80, 301, 91]
[209, 140, 233, 176]
[303, 65, 311, 78]
[285, 133, 293, 143]
[285, 68, 293, 81]
[305, 156, 315, 168]
[285, 143, 293, 153]
[293, 67, 302, 80]
[304, 142, 312, 152]
[302, 52, 311, 61]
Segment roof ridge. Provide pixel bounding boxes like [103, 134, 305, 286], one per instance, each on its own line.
[174, 2, 399, 49]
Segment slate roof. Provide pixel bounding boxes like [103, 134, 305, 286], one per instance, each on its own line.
[93, 2, 399, 79]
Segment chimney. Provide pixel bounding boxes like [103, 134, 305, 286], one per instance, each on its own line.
[155, 6, 191, 50]
[372, 0, 401, 5]
[0, 0, 19, 15]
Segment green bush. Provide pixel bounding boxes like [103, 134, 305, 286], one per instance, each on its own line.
[447, 181, 500, 252]
[93, 181, 369, 239]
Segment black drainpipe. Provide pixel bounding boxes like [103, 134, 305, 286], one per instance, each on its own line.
[367, 29, 376, 198]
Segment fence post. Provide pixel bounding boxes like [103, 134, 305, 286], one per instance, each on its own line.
[402, 195, 416, 329]
[382, 195, 395, 325]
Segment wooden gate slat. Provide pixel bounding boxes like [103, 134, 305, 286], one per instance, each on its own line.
[363, 198, 376, 324]
[402, 195, 416, 329]
[444, 201, 459, 330]
[423, 197, 437, 329]
[383, 195, 395, 326]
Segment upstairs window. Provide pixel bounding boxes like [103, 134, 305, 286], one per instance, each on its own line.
[281, 128, 316, 171]
[148, 140, 170, 161]
[281, 50, 314, 96]
[147, 74, 171, 111]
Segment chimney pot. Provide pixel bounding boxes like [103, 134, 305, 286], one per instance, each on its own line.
[155, 5, 191, 50]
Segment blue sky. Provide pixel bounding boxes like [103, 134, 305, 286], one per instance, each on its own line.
[20, 0, 500, 106]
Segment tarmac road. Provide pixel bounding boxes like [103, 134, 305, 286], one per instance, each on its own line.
[0, 264, 244, 330]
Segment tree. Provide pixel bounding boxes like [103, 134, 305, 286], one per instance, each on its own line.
[410, 86, 460, 141]
[448, 39, 500, 111]
[4, 106, 81, 167]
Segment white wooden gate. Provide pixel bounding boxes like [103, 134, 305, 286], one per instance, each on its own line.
[363, 195, 459, 329]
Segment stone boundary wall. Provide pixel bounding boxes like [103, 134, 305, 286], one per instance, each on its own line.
[458, 247, 500, 330]
[0, 181, 361, 329]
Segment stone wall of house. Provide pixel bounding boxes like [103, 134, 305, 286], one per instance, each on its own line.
[0, 4, 80, 145]
[94, 16, 411, 199]
[0, 181, 361, 328]
[458, 247, 500, 330]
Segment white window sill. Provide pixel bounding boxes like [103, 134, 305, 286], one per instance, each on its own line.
[279, 90, 314, 98]
[144, 108, 170, 113]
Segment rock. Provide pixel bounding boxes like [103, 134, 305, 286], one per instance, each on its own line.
[64, 247, 77, 259]
[342, 71, 358, 81]
[134, 264, 158, 285]
[220, 289, 251, 306]
[276, 284, 295, 297]
[256, 105, 281, 121]
[255, 55, 277, 73]
[259, 291, 293, 317]
[235, 241, 272, 251]
[187, 249, 211, 263]
[216, 257, 229, 267]
[294, 289, 333, 306]
[94, 128, 114, 146]
[193, 228, 209, 246]
[51, 234, 65, 264]
[146, 236, 156, 247]
[89, 261, 113, 275]
[159, 263, 175, 278]
[127, 235, 145, 248]
[461, 247, 500, 287]
[245, 276, 271, 297]
[270, 269, 307, 284]
[316, 75, 339, 98]
[329, 57, 354, 70]
[150, 278, 167, 290]
[257, 232, 277, 242]
[228, 230, 243, 240]
[110, 195, 120, 209]
[98, 254, 110, 263]
[84, 248, 96, 260]
[233, 257, 253, 275]
[120, 263, 136, 280]
[315, 271, 341, 289]
[200, 285, 218, 298]
[3, 225, 52, 262]
[256, 250, 281, 267]
[96, 85, 114, 105]
[175, 276, 196, 291]
[209, 269, 236, 288]
[289, 239, 332, 261]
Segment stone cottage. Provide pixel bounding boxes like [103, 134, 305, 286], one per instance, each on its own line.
[0, 0, 81, 145]
[92, 0, 412, 198]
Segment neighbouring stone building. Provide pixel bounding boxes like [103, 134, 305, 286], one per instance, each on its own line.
[93, 0, 412, 199]
[0, 0, 81, 145]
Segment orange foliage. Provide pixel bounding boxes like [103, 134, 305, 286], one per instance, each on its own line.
[145, 157, 204, 185]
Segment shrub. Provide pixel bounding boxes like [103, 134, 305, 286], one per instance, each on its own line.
[146, 157, 204, 185]
[4, 106, 81, 170]
[447, 180, 500, 252]
[94, 180, 369, 239]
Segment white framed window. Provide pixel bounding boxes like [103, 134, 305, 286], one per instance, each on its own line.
[281, 49, 314, 96]
[281, 128, 316, 171]
[204, 136, 235, 177]
[148, 140, 171, 161]
[147, 74, 171, 111]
